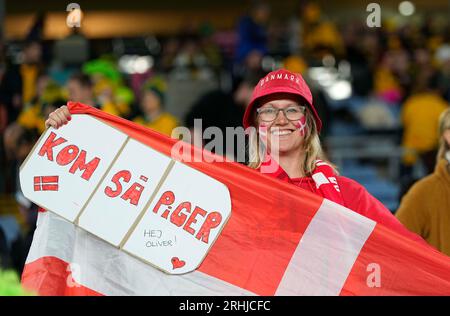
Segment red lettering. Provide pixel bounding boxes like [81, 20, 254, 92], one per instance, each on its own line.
[121, 183, 144, 206]
[183, 206, 206, 235]
[56, 145, 79, 166]
[170, 202, 191, 227]
[161, 210, 170, 219]
[152, 191, 223, 245]
[38, 132, 67, 161]
[104, 170, 131, 198]
[196, 212, 222, 244]
[153, 191, 175, 214]
[69, 150, 100, 181]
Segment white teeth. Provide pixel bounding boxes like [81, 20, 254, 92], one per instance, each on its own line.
[271, 130, 293, 136]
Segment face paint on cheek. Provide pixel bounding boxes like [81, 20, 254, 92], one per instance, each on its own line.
[293, 116, 307, 137]
[258, 123, 269, 145]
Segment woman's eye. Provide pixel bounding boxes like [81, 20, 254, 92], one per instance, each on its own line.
[286, 108, 299, 113]
[264, 109, 276, 114]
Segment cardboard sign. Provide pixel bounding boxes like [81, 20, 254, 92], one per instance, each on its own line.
[20, 114, 232, 274]
[122, 161, 231, 274]
[20, 115, 128, 222]
[76, 139, 173, 247]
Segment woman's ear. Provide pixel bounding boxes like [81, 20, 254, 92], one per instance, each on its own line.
[444, 130, 450, 146]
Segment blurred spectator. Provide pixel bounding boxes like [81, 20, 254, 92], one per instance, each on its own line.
[301, 3, 344, 62]
[0, 40, 44, 125]
[342, 24, 376, 97]
[235, 1, 270, 64]
[401, 74, 449, 175]
[10, 194, 39, 275]
[1, 126, 40, 275]
[83, 57, 122, 86]
[185, 73, 259, 161]
[113, 85, 135, 119]
[3, 71, 62, 163]
[19, 41, 44, 106]
[396, 109, 450, 256]
[133, 75, 178, 137]
[17, 73, 64, 133]
[66, 73, 97, 106]
[374, 49, 412, 104]
[81, 57, 133, 117]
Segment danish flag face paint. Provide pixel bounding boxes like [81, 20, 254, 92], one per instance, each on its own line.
[293, 116, 307, 137]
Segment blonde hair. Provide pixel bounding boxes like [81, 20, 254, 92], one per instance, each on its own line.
[247, 106, 336, 176]
[437, 108, 450, 162]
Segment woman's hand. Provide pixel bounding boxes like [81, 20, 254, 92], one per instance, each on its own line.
[45, 105, 72, 129]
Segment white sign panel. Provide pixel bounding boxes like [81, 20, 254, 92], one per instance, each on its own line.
[77, 139, 172, 246]
[122, 161, 232, 274]
[19, 115, 128, 222]
[19, 114, 232, 274]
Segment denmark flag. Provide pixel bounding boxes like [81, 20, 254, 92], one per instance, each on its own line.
[21, 102, 450, 296]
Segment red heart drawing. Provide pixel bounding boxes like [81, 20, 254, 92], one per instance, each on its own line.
[171, 257, 186, 270]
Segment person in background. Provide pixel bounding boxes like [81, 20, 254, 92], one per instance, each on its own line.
[133, 76, 178, 137]
[1, 126, 40, 276]
[65, 73, 97, 107]
[3, 71, 62, 165]
[16, 72, 64, 134]
[82, 58, 131, 117]
[20, 41, 44, 106]
[374, 50, 407, 105]
[401, 74, 449, 176]
[185, 73, 259, 161]
[235, 1, 270, 65]
[0, 40, 43, 125]
[396, 109, 450, 256]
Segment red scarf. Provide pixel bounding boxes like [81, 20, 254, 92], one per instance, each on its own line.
[258, 156, 345, 206]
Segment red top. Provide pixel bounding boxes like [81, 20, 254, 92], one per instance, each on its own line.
[261, 165, 428, 245]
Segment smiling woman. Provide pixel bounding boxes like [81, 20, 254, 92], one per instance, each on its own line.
[243, 69, 428, 245]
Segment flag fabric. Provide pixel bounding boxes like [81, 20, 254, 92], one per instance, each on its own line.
[21, 102, 450, 296]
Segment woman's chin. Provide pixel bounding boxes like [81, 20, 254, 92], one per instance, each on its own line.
[269, 144, 295, 155]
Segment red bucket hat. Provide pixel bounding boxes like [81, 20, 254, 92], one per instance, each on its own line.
[242, 69, 322, 132]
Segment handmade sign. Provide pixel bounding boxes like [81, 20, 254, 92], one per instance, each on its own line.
[19, 115, 232, 274]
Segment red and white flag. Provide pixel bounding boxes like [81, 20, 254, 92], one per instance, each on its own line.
[21, 102, 450, 296]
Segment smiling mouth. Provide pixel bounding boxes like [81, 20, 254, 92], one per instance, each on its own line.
[271, 129, 294, 136]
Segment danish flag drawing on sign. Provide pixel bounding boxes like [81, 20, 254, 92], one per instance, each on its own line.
[20, 102, 450, 296]
[33, 176, 59, 191]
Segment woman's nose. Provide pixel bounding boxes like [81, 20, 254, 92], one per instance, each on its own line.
[274, 110, 288, 124]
